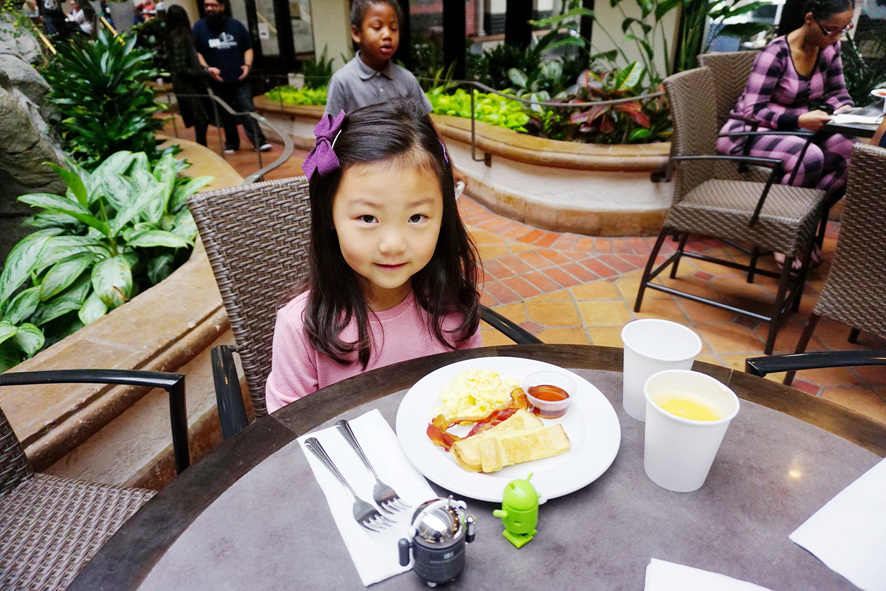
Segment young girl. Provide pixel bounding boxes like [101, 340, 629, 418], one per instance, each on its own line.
[265, 98, 481, 412]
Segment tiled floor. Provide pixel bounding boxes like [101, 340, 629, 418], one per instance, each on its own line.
[163, 117, 886, 425]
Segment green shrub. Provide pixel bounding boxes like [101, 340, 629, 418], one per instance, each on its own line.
[42, 29, 166, 169]
[265, 85, 328, 106]
[427, 87, 529, 133]
[0, 151, 212, 370]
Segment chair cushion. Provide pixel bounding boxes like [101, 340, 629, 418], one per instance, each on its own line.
[665, 179, 827, 254]
[0, 473, 154, 589]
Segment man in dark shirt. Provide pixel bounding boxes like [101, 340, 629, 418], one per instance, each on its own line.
[193, 0, 270, 153]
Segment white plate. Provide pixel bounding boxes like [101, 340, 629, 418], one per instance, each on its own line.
[395, 357, 621, 502]
[871, 88, 886, 99]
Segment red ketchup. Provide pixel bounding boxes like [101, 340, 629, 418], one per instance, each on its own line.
[527, 385, 570, 418]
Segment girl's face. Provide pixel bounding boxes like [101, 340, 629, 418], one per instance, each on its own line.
[332, 160, 443, 311]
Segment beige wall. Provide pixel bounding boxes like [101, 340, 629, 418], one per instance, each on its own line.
[308, 0, 351, 70]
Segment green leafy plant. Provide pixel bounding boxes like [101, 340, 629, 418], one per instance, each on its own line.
[265, 84, 328, 106]
[0, 150, 211, 370]
[42, 29, 166, 169]
[303, 46, 335, 89]
[427, 87, 530, 132]
[840, 33, 886, 107]
[407, 37, 457, 92]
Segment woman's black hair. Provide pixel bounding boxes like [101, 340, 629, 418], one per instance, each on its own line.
[304, 97, 479, 368]
[165, 5, 192, 44]
[778, 0, 855, 35]
[349, 0, 403, 29]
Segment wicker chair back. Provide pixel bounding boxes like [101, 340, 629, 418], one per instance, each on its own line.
[697, 50, 760, 124]
[664, 67, 720, 203]
[0, 406, 33, 494]
[188, 177, 312, 417]
[812, 143, 886, 340]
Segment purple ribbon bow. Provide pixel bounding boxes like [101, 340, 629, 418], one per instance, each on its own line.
[303, 109, 346, 181]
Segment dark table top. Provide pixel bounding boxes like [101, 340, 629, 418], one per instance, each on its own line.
[824, 102, 884, 138]
[68, 345, 886, 590]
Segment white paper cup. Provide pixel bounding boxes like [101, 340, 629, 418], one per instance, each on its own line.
[620, 319, 702, 421]
[643, 370, 740, 492]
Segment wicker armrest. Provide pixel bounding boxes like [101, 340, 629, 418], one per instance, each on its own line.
[0, 369, 190, 474]
[480, 305, 542, 344]
[671, 154, 782, 169]
[746, 351, 886, 377]
[719, 129, 815, 140]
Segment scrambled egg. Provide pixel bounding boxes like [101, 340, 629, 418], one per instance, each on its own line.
[434, 369, 521, 421]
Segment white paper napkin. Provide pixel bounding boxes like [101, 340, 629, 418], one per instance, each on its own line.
[832, 113, 884, 125]
[790, 457, 886, 591]
[297, 409, 436, 586]
[645, 558, 774, 591]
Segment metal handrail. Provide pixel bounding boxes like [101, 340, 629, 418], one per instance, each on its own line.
[164, 89, 294, 185]
[426, 79, 665, 165]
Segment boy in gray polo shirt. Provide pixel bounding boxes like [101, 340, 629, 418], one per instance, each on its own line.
[323, 0, 432, 117]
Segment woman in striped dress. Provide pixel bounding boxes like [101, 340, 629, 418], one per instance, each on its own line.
[717, 0, 858, 267]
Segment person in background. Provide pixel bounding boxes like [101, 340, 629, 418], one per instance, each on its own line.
[323, 0, 466, 191]
[30, 0, 67, 38]
[323, 0, 431, 117]
[165, 5, 212, 146]
[66, 0, 96, 36]
[265, 98, 481, 412]
[192, 0, 271, 154]
[718, 0, 858, 269]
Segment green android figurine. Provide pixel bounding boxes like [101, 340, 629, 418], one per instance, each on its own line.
[492, 473, 540, 548]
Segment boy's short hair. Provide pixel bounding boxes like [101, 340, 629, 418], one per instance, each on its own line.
[349, 0, 403, 29]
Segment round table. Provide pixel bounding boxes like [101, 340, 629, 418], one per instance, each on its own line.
[68, 345, 886, 590]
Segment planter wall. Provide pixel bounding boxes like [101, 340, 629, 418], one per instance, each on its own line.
[0, 138, 245, 490]
[254, 97, 673, 236]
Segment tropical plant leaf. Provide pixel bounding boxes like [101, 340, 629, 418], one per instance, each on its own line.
[5, 286, 42, 325]
[147, 253, 176, 285]
[169, 175, 213, 214]
[78, 291, 108, 325]
[45, 162, 88, 207]
[30, 297, 83, 326]
[99, 171, 136, 212]
[111, 183, 166, 236]
[171, 208, 197, 241]
[654, 0, 681, 21]
[91, 256, 133, 308]
[13, 324, 44, 357]
[18, 193, 110, 236]
[40, 252, 97, 301]
[126, 230, 191, 249]
[0, 228, 63, 302]
[0, 321, 17, 346]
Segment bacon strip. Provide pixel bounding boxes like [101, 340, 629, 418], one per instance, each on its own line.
[426, 388, 528, 451]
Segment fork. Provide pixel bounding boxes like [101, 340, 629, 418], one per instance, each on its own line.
[335, 419, 409, 514]
[303, 437, 395, 532]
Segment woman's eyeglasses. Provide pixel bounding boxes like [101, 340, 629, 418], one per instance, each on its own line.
[816, 20, 854, 37]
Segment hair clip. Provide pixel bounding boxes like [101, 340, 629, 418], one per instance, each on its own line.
[303, 109, 346, 181]
[438, 139, 450, 166]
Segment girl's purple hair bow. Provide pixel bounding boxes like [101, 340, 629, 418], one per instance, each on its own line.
[303, 109, 346, 181]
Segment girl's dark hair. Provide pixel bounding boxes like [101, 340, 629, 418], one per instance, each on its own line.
[349, 0, 403, 29]
[165, 5, 192, 43]
[778, 0, 855, 35]
[304, 97, 479, 368]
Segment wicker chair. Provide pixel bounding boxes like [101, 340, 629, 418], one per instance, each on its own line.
[188, 176, 541, 438]
[757, 142, 886, 384]
[697, 50, 760, 128]
[0, 369, 189, 590]
[634, 67, 829, 355]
